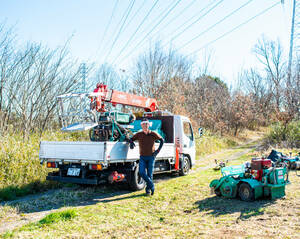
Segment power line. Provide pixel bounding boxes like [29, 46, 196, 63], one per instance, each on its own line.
[111, 0, 159, 65]
[104, 0, 136, 63]
[123, 0, 148, 33]
[178, 0, 254, 51]
[162, 0, 225, 48]
[159, 0, 216, 46]
[117, 0, 182, 65]
[188, 1, 281, 57]
[93, 0, 119, 63]
[129, 0, 181, 43]
[149, 0, 198, 40]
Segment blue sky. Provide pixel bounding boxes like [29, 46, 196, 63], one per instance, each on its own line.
[0, 0, 293, 86]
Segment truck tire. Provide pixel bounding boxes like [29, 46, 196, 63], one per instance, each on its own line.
[239, 183, 254, 201]
[179, 156, 190, 176]
[128, 164, 145, 191]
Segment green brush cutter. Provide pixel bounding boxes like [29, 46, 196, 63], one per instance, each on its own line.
[210, 157, 290, 201]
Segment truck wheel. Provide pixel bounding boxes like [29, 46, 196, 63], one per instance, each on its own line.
[179, 156, 190, 176]
[128, 164, 145, 191]
[239, 183, 254, 201]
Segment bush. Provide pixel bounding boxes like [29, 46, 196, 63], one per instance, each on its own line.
[265, 120, 300, 148]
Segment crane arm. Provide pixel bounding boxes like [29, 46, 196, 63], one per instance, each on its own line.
[91, 83, 158, 112]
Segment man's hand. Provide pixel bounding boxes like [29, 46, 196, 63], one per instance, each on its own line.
[130, 141, 135, 149]
[153, 138, 164, 157]
[152, 150, 159, 157]
[129, 138, 135, 149]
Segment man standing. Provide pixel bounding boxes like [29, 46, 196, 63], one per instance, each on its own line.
[129, 118, 164, 195]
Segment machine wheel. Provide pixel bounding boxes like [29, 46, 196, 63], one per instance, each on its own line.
[239, 183, 254, 201]
[215, 188, 222, 197]
[290, 162, 296, 170]
[179, 156, 190, 176]
[128, 164, 145, 191]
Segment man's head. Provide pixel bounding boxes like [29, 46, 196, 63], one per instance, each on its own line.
[141, 118, 150, 134]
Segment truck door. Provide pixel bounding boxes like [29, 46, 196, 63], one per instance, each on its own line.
[182, 121, 195, 165]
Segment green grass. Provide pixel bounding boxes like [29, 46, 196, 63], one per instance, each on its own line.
[2, 209, 77, 238]
[32, 209, 77, 227]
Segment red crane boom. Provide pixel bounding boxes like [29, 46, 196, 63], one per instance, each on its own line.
[91, 83, 158, 112]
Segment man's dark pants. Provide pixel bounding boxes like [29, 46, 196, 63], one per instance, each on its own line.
[139, 155, 155, 192]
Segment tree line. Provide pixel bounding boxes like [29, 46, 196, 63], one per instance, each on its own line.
[131, 40, 299, 136]
[0, 23, 299, 137]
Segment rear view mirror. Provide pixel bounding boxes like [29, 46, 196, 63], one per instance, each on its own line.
[198, 128, 203, 137]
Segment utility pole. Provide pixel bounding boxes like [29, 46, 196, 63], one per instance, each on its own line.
[80, 63, 87, 92]
[283, 0, 299, 116]
[287, 0, 299, 83]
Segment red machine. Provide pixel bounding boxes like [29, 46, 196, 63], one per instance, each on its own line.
[251, 158, 272, 181]
[91, 83, 158, 112]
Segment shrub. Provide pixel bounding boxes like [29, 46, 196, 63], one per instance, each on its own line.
[265, 120, 300, 148]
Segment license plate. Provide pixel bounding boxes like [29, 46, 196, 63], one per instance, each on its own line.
[67, 168, 80, 176]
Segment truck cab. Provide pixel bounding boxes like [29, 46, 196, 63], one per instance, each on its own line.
[175, 115, 196, 167]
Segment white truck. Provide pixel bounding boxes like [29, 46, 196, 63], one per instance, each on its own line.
[39, 85, 199, 190]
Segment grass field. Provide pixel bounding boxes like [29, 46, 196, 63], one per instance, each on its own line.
[1, 132, 299, 239]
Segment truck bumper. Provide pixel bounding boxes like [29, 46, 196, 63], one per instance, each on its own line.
[46, 175, 102, 185]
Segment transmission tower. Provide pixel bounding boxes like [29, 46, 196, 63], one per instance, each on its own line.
[80, 63, 87, 92]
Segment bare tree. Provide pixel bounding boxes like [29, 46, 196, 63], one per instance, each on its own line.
[185, 75, 231, 134]
[240, 68, 273, 125]
[0, 36, 82, 135]
[131, 42, 193, 99]
[253, 36, 286, 112]
[0, 23, 16, 131]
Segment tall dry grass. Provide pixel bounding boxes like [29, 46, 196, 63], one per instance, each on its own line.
[0, 130, 88, 200]
[196, 130, 238, 156]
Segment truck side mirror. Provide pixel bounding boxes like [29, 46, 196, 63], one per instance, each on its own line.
[198, 128, 203, 137]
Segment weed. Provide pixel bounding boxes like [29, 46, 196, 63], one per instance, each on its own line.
[18, 208, 78, 233]
[2, 231, 14, 239]
[38, 209, 77, 225]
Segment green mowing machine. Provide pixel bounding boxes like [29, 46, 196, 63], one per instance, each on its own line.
[210, 157, 290, 201]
